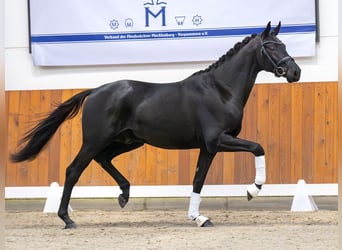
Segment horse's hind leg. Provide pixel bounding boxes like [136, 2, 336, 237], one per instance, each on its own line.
[58, 145, 95, 229]
[94, 142, 144, 208]
[98, 159, 131, 208]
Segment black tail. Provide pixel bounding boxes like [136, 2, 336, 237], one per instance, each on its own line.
[10, 89, 93, 162]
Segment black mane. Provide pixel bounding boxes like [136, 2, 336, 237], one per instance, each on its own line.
[192, 33, 258, 76]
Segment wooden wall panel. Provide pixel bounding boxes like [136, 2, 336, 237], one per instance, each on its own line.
[268, 84, 281, 183]
[279, 85, 292, 183]
[6, 91, 20, 185]
[290, 84, 303, 181]
[5, 82, 338, 187]
[47, 90, 62, 184]
[302, 84, 315, 182]
[324, 83, 338, 181]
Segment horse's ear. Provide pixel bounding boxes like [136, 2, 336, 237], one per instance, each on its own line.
[261, 21, 271, 39]
[272, 21, 281, 36]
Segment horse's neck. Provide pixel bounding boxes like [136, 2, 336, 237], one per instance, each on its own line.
[212, 46, 261, 107]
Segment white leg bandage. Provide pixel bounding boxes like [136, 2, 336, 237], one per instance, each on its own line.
[247, 155, 266, 199]
[188, 192, 201, 220]
[255, 155, 266, 185]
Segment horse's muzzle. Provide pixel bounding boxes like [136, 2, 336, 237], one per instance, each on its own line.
[286, 61, 301, 83]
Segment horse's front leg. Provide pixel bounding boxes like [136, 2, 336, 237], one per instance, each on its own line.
[188, 148, 216, 227]
[217, 132, 266, 200]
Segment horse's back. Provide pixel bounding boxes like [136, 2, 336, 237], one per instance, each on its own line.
[81, 79, 204, 148]
[81, 77, 242, 149]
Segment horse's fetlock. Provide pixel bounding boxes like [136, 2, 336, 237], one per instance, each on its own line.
[120, 183, 130, 191]
[57, 211, 66, 220]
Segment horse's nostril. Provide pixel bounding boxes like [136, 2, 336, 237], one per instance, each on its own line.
[294, 69, 300, 78]
[292, 68, 301, 81]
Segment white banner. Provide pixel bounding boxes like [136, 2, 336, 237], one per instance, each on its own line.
[29, 0, 316, 66]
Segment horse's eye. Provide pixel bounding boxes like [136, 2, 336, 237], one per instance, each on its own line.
[268, 45, 275, 51]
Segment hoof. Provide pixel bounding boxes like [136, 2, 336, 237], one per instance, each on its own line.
[64, 222, 77, 229]
[195, 215, 213, 227]
[201, 219, 214, 227]
[118, 194, 128, 208]
[247, 191, 253, 201]
[246, 183, 261, 201]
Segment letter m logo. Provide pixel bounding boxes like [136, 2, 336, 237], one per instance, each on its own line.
[145, 6, 166, 27]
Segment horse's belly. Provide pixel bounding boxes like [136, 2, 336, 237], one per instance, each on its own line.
[139, 129, 199, 149]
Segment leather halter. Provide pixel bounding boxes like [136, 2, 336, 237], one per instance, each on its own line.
[260, 38, 294, 77]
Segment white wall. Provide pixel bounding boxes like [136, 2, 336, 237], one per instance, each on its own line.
[5, 0, 338, 91]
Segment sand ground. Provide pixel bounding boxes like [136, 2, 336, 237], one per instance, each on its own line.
[5, 196, 338, 250]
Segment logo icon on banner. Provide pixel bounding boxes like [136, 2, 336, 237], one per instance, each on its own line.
[144, 1, 167, 27]
[125, 18, 134, 28]
[144, 0, 167, 5]
[192, 15, 203, 26]
[109, 19, 119, 30]
[175, 16, 185, 26]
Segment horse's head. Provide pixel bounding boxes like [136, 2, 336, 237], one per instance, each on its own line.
[258, 22, 301, 83]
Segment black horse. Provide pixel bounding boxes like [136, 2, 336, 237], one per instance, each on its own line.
[11, 22, 301, 228]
